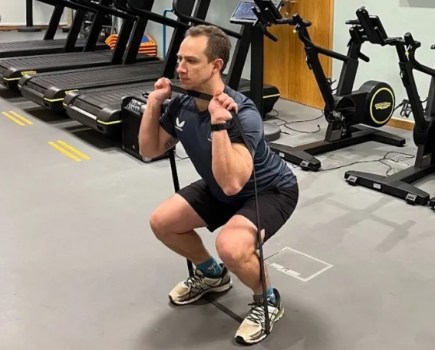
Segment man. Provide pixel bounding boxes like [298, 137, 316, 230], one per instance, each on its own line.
[138, 25, 298, 345]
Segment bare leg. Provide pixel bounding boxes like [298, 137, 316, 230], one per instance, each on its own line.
[215, 215, 270, 295]
[149, 194, 210, 265]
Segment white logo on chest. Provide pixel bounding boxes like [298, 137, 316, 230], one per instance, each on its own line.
[175, 117, 185, 131]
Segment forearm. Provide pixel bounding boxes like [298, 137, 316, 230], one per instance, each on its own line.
[138, 99, 163, 158]
[212, 130, 252, 196]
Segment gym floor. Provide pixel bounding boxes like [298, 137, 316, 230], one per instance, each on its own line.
[1, 30, 435, 350]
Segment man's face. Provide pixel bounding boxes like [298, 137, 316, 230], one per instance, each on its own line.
[176, 35, 217, 90]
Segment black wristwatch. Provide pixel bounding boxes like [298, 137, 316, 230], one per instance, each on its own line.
[210, 122, 229, 132]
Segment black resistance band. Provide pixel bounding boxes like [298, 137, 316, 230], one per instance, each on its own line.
[168, 84, 271, 334]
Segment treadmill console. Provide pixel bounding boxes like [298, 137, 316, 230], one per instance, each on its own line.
[124, 98, 146, 115]
[121, 93, 177, 162]
[230, 0, 282, 24]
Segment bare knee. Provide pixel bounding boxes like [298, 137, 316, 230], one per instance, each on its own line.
[215, 233, 250, 269]
[149, 208, 171, 241]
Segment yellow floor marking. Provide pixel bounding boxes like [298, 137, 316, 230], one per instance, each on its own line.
[8, 111, 33, 125]
[56, 140, 90, 160]
[2, 112, 26, 126]
[48, 141, 81, 162]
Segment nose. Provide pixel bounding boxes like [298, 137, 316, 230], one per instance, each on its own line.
[176, 60, 186, 74]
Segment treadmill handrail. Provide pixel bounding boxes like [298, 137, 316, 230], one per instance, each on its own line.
[126, 0, 193, 29]
[40, 0, 97, 12]
[69, 0, 135, 19]
[127, 0, 240, 38]
[171, 0, 241, 39]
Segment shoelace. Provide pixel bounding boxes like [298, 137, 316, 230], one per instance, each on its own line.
[246, 302, 267, 324]
[185, 271, 214, 293]
[185, 273, 203, 288]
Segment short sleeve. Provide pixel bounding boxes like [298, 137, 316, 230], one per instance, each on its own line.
[159, 95, 182, 138]
[226, 102, 263, 155]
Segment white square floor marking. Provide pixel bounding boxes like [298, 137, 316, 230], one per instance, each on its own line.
[266, 246, 333, 282]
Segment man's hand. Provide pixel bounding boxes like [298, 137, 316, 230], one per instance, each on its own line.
[208, 92, 238, 124]
[148, 77, 172, 104]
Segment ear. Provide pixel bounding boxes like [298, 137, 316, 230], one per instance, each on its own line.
[212, 58, 224, 73]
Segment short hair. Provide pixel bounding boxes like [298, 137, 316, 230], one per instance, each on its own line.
[185, 25, 231, 72]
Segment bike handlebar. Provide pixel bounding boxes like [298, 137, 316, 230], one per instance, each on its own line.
[404, 32, 435, 77]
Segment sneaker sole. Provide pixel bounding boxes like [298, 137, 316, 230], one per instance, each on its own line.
[169, 280, 233, 305]
[235, 306, 284, 345]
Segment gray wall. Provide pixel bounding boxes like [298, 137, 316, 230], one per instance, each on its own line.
[332, 0, 435, 119]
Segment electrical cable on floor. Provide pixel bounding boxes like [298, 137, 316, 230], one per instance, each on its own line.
[318, 151, 415, 176]
[267, 111, 324, 135]
[266, 107, 416, 174]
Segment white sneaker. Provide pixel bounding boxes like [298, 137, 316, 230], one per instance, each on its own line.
[169, 265, 232, 305]
[235, 288, 284, 345]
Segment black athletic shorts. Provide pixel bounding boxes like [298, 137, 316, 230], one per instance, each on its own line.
[177, 179, 299, 241]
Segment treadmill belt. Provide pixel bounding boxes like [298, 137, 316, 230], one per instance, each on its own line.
[0, 51, 112, 72]
[65, 77, 280, 136]
[72, 82, 151, 115]
[71, 79, 275, 113]
[67, 78, 279, 124]
[0, 38, 108, 58]
[25, 61, 164, 91]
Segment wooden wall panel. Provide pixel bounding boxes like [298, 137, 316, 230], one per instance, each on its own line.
[264, 0, 334, 109]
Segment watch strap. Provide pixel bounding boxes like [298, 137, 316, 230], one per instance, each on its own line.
[210, 123, 229, 131]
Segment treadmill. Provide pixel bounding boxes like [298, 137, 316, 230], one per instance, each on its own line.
[18, 0, 209, 112]
[0, 0, 108, 58]
[0, 0, 155, 91]
[61, 0, 280, 137]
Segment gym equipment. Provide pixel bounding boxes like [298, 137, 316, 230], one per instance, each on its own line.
[79, 10, 113, 41]
[62, 0, 279, 139]
[431, 198, 435, 211]
[0, 0, 108, 58]
[229, 0, 282, 141]
[1, 0, 156, 91]
[344, 8, 435, 207]
[19, 0, 202, 112]
[18, 0, 42, 32]
[266, 11, 405, 170]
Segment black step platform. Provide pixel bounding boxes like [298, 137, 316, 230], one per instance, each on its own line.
[64, 79, 279, 137]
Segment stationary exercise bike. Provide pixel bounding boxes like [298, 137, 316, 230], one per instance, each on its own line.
[345, 8, 435, 207]
[265, 12, 405, 170]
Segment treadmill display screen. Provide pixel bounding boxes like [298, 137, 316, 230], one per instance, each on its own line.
[233, 2, 257, 21]
[230, 1, 281, 23]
